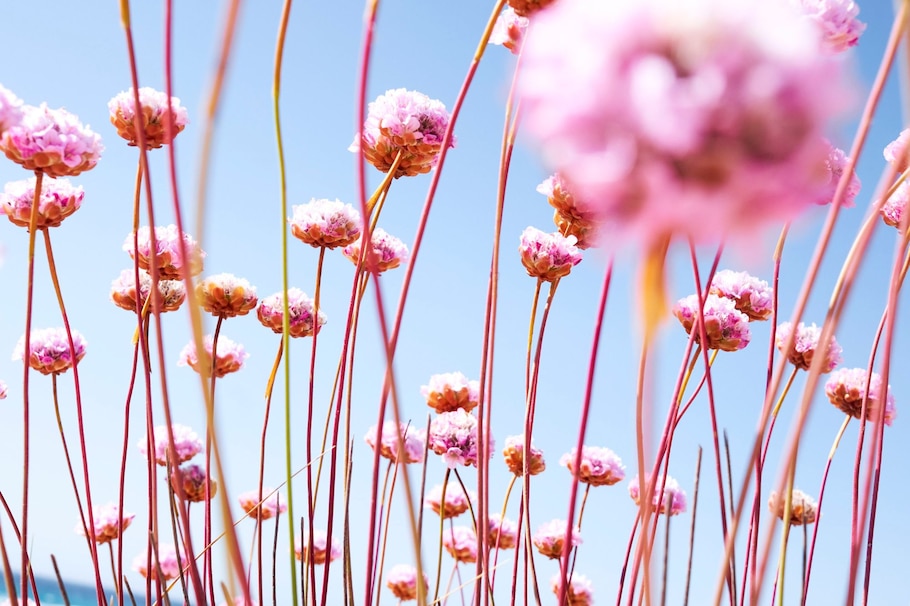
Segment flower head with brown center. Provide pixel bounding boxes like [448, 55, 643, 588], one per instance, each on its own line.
[257, 288, 326, 338]
[196, 273, 258, 318]
[1, 176, 83, 228]
[290, 198, 362, 249]
[108, 87, 188, 148]
[1, 103, 103, 177]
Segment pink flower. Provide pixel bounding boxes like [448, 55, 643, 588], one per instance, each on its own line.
[775, 321, 842, 372]
[171, 464, 217, 503]
[289, 198, 362, 249]
[793, 0, 865, 53]
[884, 129, 910, 171]
[1, 176, 83, 228]
[77, 503, 135, 544]
[768, 488, 818, 525]
[673, 294, 751, 352]
[489, 7, 528, 54]
[709, 269, 773, 322]
[364, 421, 426, 464]
[0, 380, 7, 400]
[882, 180, 908, 230]
[533, 519, 582, 559]
[351, 89, 455, 178]
[486, 514, 518, 550]
[816, 140, 860, 207]
[13, 327, 87, 375]
[132, 543, 186, 581]
[538, 174, 603, 250]
[519, 0, 846, 250]
[1, 103, 103, 177]
[0, 84, 23, 136]
[442, 526, 478, 563]
[178, 335, 248, 378]
[110, 269, 186, 313]
[139, 423, 203, 466]
[196, 273, 258, 318]
[428, 409, 492, 468]
[123, 225, 205, 280]
[238, 489, 287, 521]
[550, 574, 594, 606]
[386, 564, 428, 601]
[257, 288, 326, 338]
[502, 434, 546, 476]
[108, 87, 188, 148]
[342, 227, 409, 273]
[507, 0, 556, 17]
[628, 474, 687, 516]
[294, 530, 341, 565]
[424, 483, 475, 519]
[560, 446, 625, 487]
[519, 227, 583, 282]
[421, 372, 481, 413]
[825, 368, 896, 425]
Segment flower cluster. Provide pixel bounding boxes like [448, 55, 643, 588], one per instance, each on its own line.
[519, 227, 583, 282]
[825, 368, 896, 424]
[775, 321, 842, 372]
[768, 488, 818, 525]
[884, 129, 909, 171]
[502, 434, 546, 476]
[533, 519, 582, 559]
[139, 424, 203, 467]
[1, 103, 103, 177]
[110, 269, 186, 313]
[257, 288, 326, 338]
[489, 7, 528, 55]
[537, 174, 601, 249]
[0, 84, 23, 136]
[709, 269, 773, 321]
[550, 574, 594, 606]
[364, 421, 426, 464]
[13, 327, 87, 375]
[108, 87, 188, 148]
[673, 294, 751, 352]
[442, 526, 478, 563]
[882, 181, 908, 230]
[817, 141, 860, 207]
[77, 503, 135, 544]
[628, 474, 687, 516]
[295, 531, 341, 565]
[342, 227, 409, 273]
[486, 514, 518, 550]
[560, 446, 625, 487]
[133, 543, 185, 581]
[178, 334, 248, 378]
[1, 176, 83, 228]
[507, 0, 556, 17]
[171, 463, 217, 503]
[428, 409, 490, 468]
[424, 483, 475, 519]
[386, 564, 427, 602]
[290, 198, 362, 249]
[421, 372, 480, 413]
[123, 225, 205, 280]
[793, 0, 865, 53]
[238, 489, 287, 521]
[196, 273, 258, 318]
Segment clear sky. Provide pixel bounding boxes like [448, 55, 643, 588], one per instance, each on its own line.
[0, 1, 908, 605]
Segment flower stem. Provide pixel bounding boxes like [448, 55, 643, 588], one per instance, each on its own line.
[433, 469, 452, 603]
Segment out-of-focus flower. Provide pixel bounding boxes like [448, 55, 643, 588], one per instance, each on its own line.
[294, 530, 341, 565]
[178, 335, 248, 378]
[196, 273, 258, 318]
[816, 141, 860, 207]
[775, 321, 842, 372]
[768, 488, 818, 525]
[507, 0, 556, 18]
[489, 7, 528, 54]
[289, 198, 361, 249]
[13, 327, 86, 375]
[673, 294, 751, 352]
[550, 573, 594, 606]
[533, 519, 582, 559]
[1, 177, 83, 228]
[139, 424, 203, 466]
[825, 368, 896, 425]
[442, 526, 478, 563]
[882, 180, 908, 230]
[486, 514, 518, 550]
[428, 409, 492, 468]
[1, 103, 103, 177]
[424, 483, 475, 520]
[257, 288, 326, 338]
[560, 446, 625, 487]
[171, 463, 217, 503]
[0, 379, 7, 400]
[709, 270, 773, 321]
[238, 489, 287, 521]
[519, 227, 582, 282]
[0, 84, 23, 136]
[364, 421, 426, 464]
[351, 89, 454, 178]
[502, 434, 546, 476]
[421, 372, 480, 413]
[628, 474, 687, 516]
[110, 269, 185, 313]
[108, 87, 188, 148]
[78, 503, 135, 544]
[884, 129, 910, 172]
[123, 225, 205, 280]
[132, 543, 185, 581]
[386, 564, 428, 601]
[342, 227, 409, 273]
[793, 0, 865, 53]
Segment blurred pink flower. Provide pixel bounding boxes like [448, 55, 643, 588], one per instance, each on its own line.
[171, 463, 217, 503]
[386, 564, 427, 601]
[1, 103, 103, 177]
[825, 368, 896, 425]
[502, 434, 546, 476]
[673, 293, 751, 352]
[178, 334, 248, 378]
[0, 379, 6, 400]
[123, 224, 205, 280]
[489, 7, 528, 54]
[13, 327, 86, 375]
[769, 488, 818, 525]
[550, 573, 593, 606]
[108, 87, 188, 149]
[342, 227, 409, 273]
[533, 519, 582, 559]
[560, 446, 625, 487]
[139, 423, 203, 466]
[196, 273, 258, 318]
[486, 514, 518, 550]
[709, 269, 773, 322]
[884, 129, 910, 172]
[77, 503, 135, 544]
[519, 227, 582, 282]
[421, 371, 480, 413]
[239, 489, 287, 521]
[424, 483, 475, 519]
[257, 288, 326, 338]
[776, 321, 842, 372]
[442, 526, 478, 563]
[628, 474, 687, 516]
[294, 530, 341, 565]
[290, 198, 361, 249]
[793, 0, 865, 53]
[132, 543, 185, 581]
[817, 141, 860, 207]
[0, 176, 83, 228]
[364, 421, 426, 464]
[882, 180, 908, 229]
[0, 84, 23, 136]
[428, 409, 492, 468]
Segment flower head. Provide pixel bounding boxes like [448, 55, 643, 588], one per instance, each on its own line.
[424, 483, 476, 519]
[1, 103, 103, 177]
[294, 530, 341, 565]
[1, 176, 83, 228]
[421, 372, 480, 413]
[442, 526, 478, 563]
[139, 424, 203, 466]
[386, 564, 428, 602]
[533, 520, 582, 559]
[351, 89, 455, 178]
[538, 174, 602, 250]
[882, 180, 909, 230]
[342, 227, 409, 273]
[519, 227, 583, 282]
[13, 327, 86, 375]
[238, 489, 287, 521]
[768, 488, 818, 525]
[0, 85, 23, 136]
[793, 0, 865, 53]
[775, 321, 842, 372]
[196, 273, 258, 318]
[628, 474, 687, 516]
[0, 380, 7, 400]
[560, 446, 625, 487]
[502, 434, 546, 476]
[428, 409, 492, 468]
[110, 269, 185, 313]
[178, 335, 248, 378]
[885, 129, 910, 172]
[78, 503, 135, 544]
[507, 0, 556, 17]
[709, 270, 773, 321]
[673, 294, 751, 352]
[364, 421, 426, 464]
[550, 574, 594, 606]
[489, 7, 529, 54]
[132, 543, 185, 581]
[171, 463, 217, 503]
[257, 288, 326, 338]
[290, 198, 362, 249]
[123, 225, 205, 280]
[816, 141, 860, 207]
[108, 87, 188, 148]
[486, 514, 518, 550]
[825, 368, 896, 425]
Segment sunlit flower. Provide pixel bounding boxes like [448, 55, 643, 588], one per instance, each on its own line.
[550, 573, 594, 606]
[884, 129, 910, 172]
[428, 409, 492, 468]
[882, 180, 908, 230]
[139, 423, 203, 466]
[294, 530, 341, 565]
[533, 519, 582, 559]
[196, 273, 258, 318]
[290, 198, 361, 249]
[673, 294, 751, 352]
[560, 446, 625, 487]
[178, 334, 248, 378]
[816, 141, 860, 207]
[442, 526, 478, 563]
[489, 7, 528, 54]
[775, 321, 842, 372]
[424, 483, 476, 520]
[709, 269, 773, 321]
[0, 84, 23, 136]
[1, 103, 103, 177]
[238, 489, 287, 521]
[502, 434, 546, 476]
[507, 0, 556, 17]
[421, 372, 480, 413]
[171, 463, 217, 503]
[538, 174, 603, 250]
[110, 269, 185, 313]
[108, 87, 188, 148]
[351, 88, 455, 178]
[364, 421, 426, 464]
[553, 210, 601, 250]
[793, 0, 865, 53]
[132, 543, 185, 581]
[519, 227, 582, 282]
[77, 503, 135, 544]
[386, 564, 428, 602]
[342, 227, 409, 273]
[1, 176, 83, 228]
[486, 514, 518, 550]
[257, 288, 326, 338]
[13, 327, 86, 375]
[628, 474, 687, 516]
[123, 225, 205, 280]
[825, 368, 896, 425]
[768, 488, 818, 525]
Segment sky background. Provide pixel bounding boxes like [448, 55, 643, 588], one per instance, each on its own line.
[0, 1, 909, 605]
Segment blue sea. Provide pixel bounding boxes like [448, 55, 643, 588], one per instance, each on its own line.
[0, 574, 111, 606]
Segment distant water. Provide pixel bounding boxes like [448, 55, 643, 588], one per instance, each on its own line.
[0, 574, 108, 606]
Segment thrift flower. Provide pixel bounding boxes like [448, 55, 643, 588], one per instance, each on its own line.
[0, 380, 6, 400]
[884, 129, 910, 172]
[108, 87, 188, 148]
[768, 488, 818, 525]
[78, 503, 135, 544]
[238, 489, 287, 521]
[817, 141, 860, 207]
[0, 84, 23, 135]
[551, 574, 594, 606]
[386, 564, 428, 602]
[342, 227, 409, 273]
[442, 526, 478, 563]
[351, 89, 454, 178]
[13, 327, 86, 375]
[775, 321, 842, 372]
[364, 421, 426, 464]
[424, 483, 475, 519]
[428, 409, 492, 468]
[502, 434, 546, 476]
[421, 371, 480, 413]
[289, 198, 362, 249]
[673, 294, 751, 352]
[132, 543, 185, 581]
[793, 0, 865, 53]
[1, 103, 103, 177]
[178, 334, 248, 378]
[294, 530, 341, 565]
[709, 269, 773, 321]
[881, 180, 908, 230]
[487, 514, 518, 550]
[628, 474, 687, 516]
[489, 7, 528, 54]
[110, 269, 185, 313]
[538, 174, 602, 250]
[825, 368, 896, 425]
[507, 0, 556, 17]
[1, 176, 83, 228]
[171, 463, 217, 503]
[257, 288, 326, 338]
[196, 273, 258, 318]
[519, 227, 582, 282]
[560, 446, 625, 487]
[123, 225, 205, 280]
[533, 520, 582, 559]
[139, 424, 203, 466]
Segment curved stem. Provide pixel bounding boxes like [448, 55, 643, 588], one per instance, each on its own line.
[205, 316, 224, 605]
[306, 247, 326, 603]
[432, 469, 452, 603]
[258, 338, 283, 606]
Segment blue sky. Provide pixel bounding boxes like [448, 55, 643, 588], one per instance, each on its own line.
[0, 1, 908, 605]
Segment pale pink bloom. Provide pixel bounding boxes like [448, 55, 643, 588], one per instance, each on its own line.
[171, 463, 217, 503]
[364, 421, 426, 464]
[882, 180, 908, 229]
[768, 488, 818, 525]
[533, 519, 582, 559]
[0, 176, 83, 228]
[196, 273, 258, 318]
[13, 327, 86, 375]
[489, 7, 528, 55]
[178, 334, 248, 378]
[342, 227, 409, 273]
[560, 446, 625, 487]
[550, 573, 594, 606]
[139, 423, 203, 466]
[123, 224, 205, 280]
[793, 0, 865, 53]
[775, 321, 842, 372]
[519, 0, 847, 250]
[486, 514, 518, 550]
[238, 489, 287, 521]
[507, 0, 556, 17]
[673, 294, 751, 352]
[537, 174, 602, 249]
[428, 409, 492, 468]
[132, 543, 185, 581]
[110, 269, 185, 313]
[442, 526, 478, 563]
[424, 483, 475, 519]
[628, 474, 687, 516]
[289, 198, 362, 249]
[0, 380, 6, 400]
[257, 288, 326, 338]
[386, 564, 428, 601]
[825, 368, 896, 425]
[351, 89, 455, 178]
[709, 269, 773, 321]
[77, 503, 135, 544]
[421, 372, 480, 413]
[108, 87, 188, 148]
[884, 129, 910, 171]
[519, 227, 582, 282]
[294, 530, 341, 565]
[0, 84, 23, 135]
[1, 103, 103, 177]
[502, 434, 546, 476]
[817, 141, 860, 207]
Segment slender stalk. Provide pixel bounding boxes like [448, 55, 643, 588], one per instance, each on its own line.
[682, 448, 702, 606]
[433, 470, 452, 603]
[306, 247, 326, 603]
[50, 374, 91, 547]
[258, 338, 284, 606]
